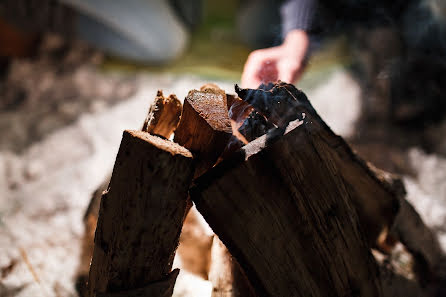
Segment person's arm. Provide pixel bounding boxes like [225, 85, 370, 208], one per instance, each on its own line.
[241, 0, 317, 88]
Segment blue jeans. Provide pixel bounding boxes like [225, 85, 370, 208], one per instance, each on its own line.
[64, 0, 190, 64]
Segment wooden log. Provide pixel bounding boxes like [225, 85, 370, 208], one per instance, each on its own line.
[190, 121, 383, 297]
[234, 83, 399, 248]
[226, 83, 443, 294]
[76, 91, 183, 296]
[208, 236, 257, 297]
[142, 90, 182, 138]
[174, 88, 232, 177]
[174, 86, 258, 294]
[87, 130, 194, 297]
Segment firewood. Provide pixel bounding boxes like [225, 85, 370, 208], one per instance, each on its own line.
[175, 86, 258, 294]
[225, 94, 240, 111]
[75, 91, 183, 296]
[208, 236, 257, 297]
[174, 88, 232, 177]
[227, 95, 253, 142]
[235, 83, 302, 127]
[234, 82, 399, 248]
[87, 130, 194, 297]
[141, 90, 182, 138]
[190, 122, 383, 297]
[223, 94, 273, 159]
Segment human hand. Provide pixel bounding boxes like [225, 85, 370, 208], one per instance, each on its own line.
[241, 29, 310, 88]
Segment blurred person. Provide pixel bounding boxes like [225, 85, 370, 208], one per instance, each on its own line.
[0, 0, 202, 64]
[240, 0, 415, 88]
[240, 0, 446, 124]
[239, 0, 314, 88]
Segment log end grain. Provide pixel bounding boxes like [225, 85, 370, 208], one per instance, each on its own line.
[174, 89, 232, 177]
[182, 89, 231, 133]
[129, 130, 192, 158]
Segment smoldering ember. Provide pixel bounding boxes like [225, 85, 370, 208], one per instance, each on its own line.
[71, 82, 446, 297]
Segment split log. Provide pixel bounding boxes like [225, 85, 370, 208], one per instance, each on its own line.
[191, 115, 383, 297]
[76, 91, 183, 296]
[141, 90, 182, 138]
[226, 93, 273, 145]
[208, 236, 256, 297]
[234, 83, 399, 248]
[174, 88, 232, 177]
[250, 83, 445, 288]
[87, 130, 194, 297]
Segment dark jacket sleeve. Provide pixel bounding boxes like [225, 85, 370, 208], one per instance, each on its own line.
[280, 0, 317, 38]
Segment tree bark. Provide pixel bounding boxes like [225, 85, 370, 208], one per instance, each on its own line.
[76, 91, 183, 296]
[87, 130, 194, 297]
[191, 121, 383, 297]
[174, 86, 257, 295]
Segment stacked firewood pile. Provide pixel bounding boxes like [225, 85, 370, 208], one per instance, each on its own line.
[76, 82, 445, 297]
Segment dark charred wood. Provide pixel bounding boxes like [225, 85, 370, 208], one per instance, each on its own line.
[234, 82, 400, 248]
[87, 131, 194, 297]
[237, 111, 273, 142]
[76, 90, 184, 296]
[191, 121, 383, 297]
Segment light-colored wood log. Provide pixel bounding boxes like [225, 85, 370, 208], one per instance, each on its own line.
[76, 91, 183, 296]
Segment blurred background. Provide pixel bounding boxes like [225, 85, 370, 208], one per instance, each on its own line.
[0, 0, 445, 296]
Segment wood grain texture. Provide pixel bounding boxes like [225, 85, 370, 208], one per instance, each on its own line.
[235, 83, 400, 248]
[174, 89, 232, 177]
[77, 91, 184, 296]
[87, 130, 194, 297]
[191, 122, 382, 297]
[142, 90, 182, 138]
